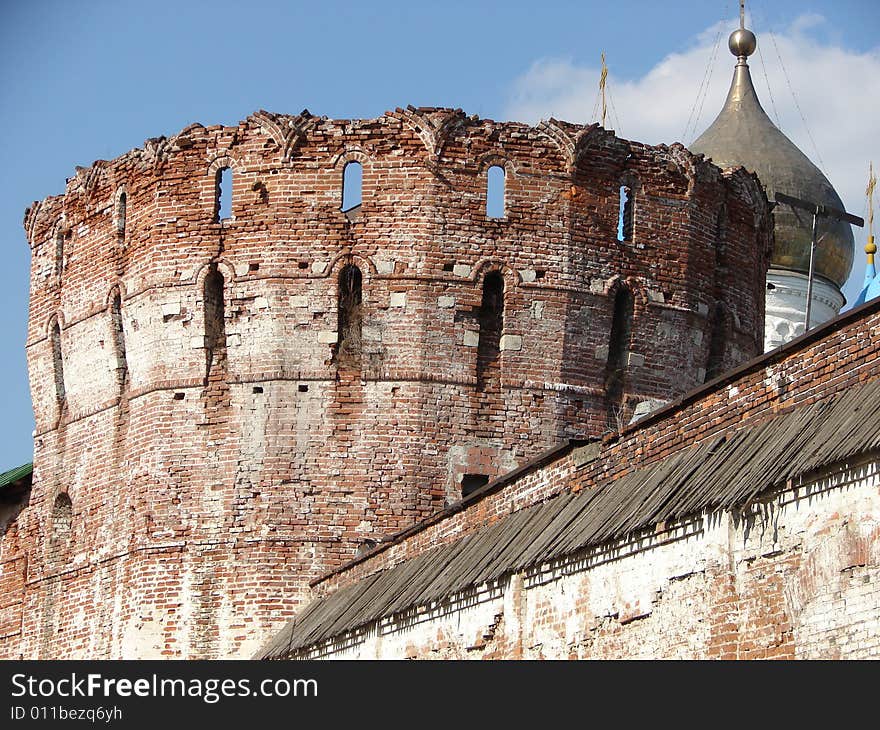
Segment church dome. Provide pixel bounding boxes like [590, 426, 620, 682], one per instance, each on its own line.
[690, 28, 854, 288]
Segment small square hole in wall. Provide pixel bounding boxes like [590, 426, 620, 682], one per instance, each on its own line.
[298, 384, 309, 393]
[356, 539, 377, 557]
[173, 392, 185, 400]
[442, 262, 455, 272]
[298, 261, 309, 270]
[252, 386, 264, 394]
[535, 270, 546, 279]
[461, 473, 490, 498]
[248, 262, 260, 272]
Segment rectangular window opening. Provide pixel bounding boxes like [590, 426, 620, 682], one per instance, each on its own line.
[342, 161, 363, 213]
[216, 167, 233, 222]
[617, 185, 633, 241]
[486, 165, 506, 219]
[462, 473, 490, 498]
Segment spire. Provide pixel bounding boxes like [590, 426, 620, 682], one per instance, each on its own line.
[722, 19, 761, 117]
[689, 13, 854, 289]
[731, 1, 756, 60]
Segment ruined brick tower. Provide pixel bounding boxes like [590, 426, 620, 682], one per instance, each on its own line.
[16, 107, 771, 658]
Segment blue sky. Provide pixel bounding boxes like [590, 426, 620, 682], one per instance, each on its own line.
[1, 0, 878, 471]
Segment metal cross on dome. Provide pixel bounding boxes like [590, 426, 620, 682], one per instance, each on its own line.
[773, 192, 864, 330]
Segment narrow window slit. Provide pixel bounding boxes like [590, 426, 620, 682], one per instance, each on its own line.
[476, 271, 504, 390]
[486, 165, 506, 219]
[110, 291, 128, 389]
[51, 319, 66, 403]
[215, 167, 233, 222]
[49, 492, 73, 563]
[117, 191, 127, 241]
[203, 265, 227, 381]
[617, 185, 633, 241]
[605, 284, 633, 412]
[341, 161, 363, 214]
[55, 231, 64, 277]
[705, 303, 727, 382]
[52, 493, 72, 535]
[714, 206, 728, 272]
[337, 264, 363, 365]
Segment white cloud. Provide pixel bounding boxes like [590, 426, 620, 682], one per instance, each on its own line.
[504, 15, 880, 304]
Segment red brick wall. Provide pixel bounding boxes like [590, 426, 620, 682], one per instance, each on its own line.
[313, 299, 880, 595]
[293, 302, 880, 660]
[10, 108, 770, 658]
[0, 493, 28, 658]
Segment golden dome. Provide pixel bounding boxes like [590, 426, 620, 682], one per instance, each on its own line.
[690, 29, 854, 287]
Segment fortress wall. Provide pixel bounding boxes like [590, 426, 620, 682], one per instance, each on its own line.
[309, 300, 880, 598]
[302, 456, 880, 660]
[287, 303, 880, 660]
[9, 108, 770, 658]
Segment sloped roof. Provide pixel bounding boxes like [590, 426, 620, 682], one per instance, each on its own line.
[258, 377, 880, 659]
[0, 462, 32, 492]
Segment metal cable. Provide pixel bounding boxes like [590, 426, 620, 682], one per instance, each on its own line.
[767, 25, 828, 173]
[683, 28, 723, 142]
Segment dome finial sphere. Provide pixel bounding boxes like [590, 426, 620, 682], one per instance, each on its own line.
[729, 28, 757, 57]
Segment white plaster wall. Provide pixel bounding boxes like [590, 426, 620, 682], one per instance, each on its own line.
[300, 455, 880, 660]
[301, 587, 507, 660]
[123, 287, 203, 388]
[765, 269, 844, 352]
[520, 516, 727, 659]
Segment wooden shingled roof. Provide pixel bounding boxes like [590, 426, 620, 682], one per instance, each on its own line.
[258, 377, 880, 659]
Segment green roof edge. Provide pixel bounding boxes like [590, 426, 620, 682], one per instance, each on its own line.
[0, 462, 33, 490]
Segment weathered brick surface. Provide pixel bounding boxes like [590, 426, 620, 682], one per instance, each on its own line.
[294, 301, 880, 659]
[304, 457, 879, 660]
[0, 487, 29, 657]
[7, 108, 770, 659]
[316, 301, 880, 594]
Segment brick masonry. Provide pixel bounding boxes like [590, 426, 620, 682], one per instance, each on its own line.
[290, 300, 880, 659]
[3, 107, 771, 659]
[295, 458, 880, 660]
